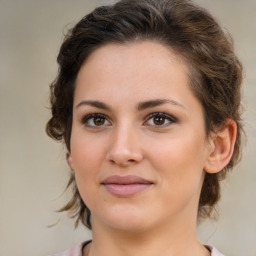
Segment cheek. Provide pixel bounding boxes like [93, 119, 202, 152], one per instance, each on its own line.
[148, 131, 207, 190]
[70, 131, 106, 170]
[71, 145, 101, 211]
[69, 133, 107, 197]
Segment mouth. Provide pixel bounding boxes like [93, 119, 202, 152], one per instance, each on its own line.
[101, 175, 153, 197]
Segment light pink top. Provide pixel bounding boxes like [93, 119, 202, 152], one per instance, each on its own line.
[49, 241, 225, 256]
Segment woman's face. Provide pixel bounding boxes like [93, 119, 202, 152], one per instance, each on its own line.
[68, 41, 214, 232]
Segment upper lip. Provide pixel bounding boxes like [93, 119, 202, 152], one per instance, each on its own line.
[101, 175, 153, 185]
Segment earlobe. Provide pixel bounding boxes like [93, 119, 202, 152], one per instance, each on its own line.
[204, 119, 237, 174]
[66, 152, 74, 171]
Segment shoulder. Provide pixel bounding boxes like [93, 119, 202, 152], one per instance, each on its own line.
[48, 241, 90, 256]
[211, 247, 225, 256]
[48, 242, 224, 256]
[205, 245, 225, 256]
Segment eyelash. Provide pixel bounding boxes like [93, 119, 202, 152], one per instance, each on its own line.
[81, 113, 111, 128]
[81, 112, 177, 129]
[144, 112, 177, 128]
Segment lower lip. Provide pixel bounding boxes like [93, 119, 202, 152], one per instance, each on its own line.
[103, 184, 152, 197]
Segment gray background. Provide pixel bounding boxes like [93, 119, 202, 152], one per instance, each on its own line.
[0, 0, 255, 256]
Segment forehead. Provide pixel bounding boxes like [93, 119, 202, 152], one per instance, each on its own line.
[84, 40, 183, 63]
[75, 41, 191, 97]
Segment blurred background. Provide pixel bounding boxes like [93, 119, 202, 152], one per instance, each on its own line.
[0, 0, 255, 255]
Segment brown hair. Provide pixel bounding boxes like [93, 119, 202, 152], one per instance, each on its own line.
[46, 0, 243, 229]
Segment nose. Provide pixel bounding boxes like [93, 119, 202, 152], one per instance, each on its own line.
[106, 125, 143, 167]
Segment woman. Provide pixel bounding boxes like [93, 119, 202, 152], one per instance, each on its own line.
[46, 0, 243, 255]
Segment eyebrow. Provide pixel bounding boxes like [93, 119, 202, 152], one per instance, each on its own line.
[137, 99, 186, 111]
[75, 100, 111, 110]
[75, 98, 186, 111]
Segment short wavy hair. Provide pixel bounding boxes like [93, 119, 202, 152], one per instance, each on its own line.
[46, 0, 243, 229]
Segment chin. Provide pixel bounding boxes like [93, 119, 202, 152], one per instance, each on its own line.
[106, 218, 150, 233]
[99, 205, 154, 232]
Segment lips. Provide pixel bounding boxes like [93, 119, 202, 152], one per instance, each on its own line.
[101, 175, 153, 197]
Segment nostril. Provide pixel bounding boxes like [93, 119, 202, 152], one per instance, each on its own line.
[106, 149, 143, 166]
[109, 157, 138, 166]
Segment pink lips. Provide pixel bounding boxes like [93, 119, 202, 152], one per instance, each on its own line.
[101, 175, 153, 197]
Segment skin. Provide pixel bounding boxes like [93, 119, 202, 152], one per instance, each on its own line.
[67, 41, 236, 256]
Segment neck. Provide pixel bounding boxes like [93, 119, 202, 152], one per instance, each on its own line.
[86, 214, 210, 256]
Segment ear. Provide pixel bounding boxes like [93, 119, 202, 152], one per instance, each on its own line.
[66, 152, 74, 171]
[204, 119, 237, 174]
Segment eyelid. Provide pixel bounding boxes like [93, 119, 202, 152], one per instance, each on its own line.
[143, 112, 177, 127]
[81, 113, 111, 128]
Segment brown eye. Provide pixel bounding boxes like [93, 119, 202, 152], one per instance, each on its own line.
[144, 112, 176, 128]
[153, 116, 165, 125]
[93, 117, 105, 126]
[82, 113, 111, 128]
